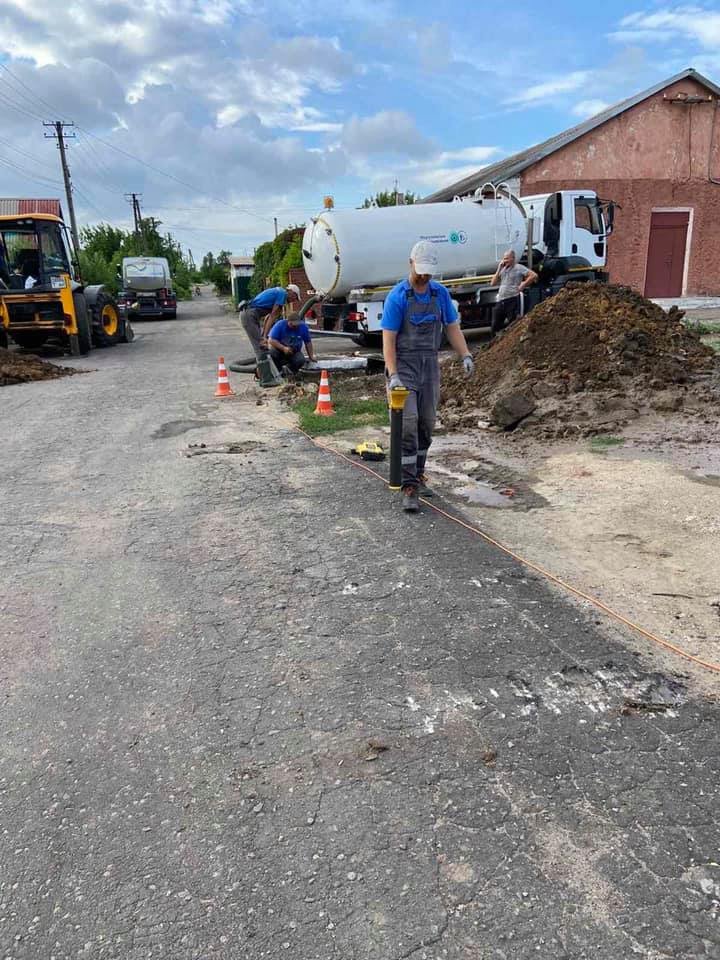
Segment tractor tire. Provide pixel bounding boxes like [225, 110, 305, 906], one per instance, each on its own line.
[91, 291, 121, 347]
[0, 327, 9, 349]
[73, 292, 93, 355]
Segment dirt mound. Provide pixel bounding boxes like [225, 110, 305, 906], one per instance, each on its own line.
[441, 283, 719, 436]
[0, 347, 82, 387]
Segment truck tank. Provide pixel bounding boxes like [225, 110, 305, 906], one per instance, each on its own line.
[122, 257, 171, 292]
[302, 196, 527, 298]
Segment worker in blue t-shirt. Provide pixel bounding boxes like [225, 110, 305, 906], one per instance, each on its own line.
[267, 312, 316, 377]
[239, 283, 301, 361]
[382, 240, 474, 513]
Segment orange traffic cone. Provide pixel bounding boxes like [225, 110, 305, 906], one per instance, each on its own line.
[214, 356, 234, 397]
[314, 369, 335, 416]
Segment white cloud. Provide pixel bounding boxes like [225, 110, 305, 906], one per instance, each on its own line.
[615, 8, 720, 48]
[437, 146, 500, 164]
[571, 99, 611, 118]
[358, 145, 502, 196]
[341, 110, 436, 158]
[506, 71, 591, 106]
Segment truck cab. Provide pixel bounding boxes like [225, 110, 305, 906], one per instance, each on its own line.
[520, 191, 610, 269]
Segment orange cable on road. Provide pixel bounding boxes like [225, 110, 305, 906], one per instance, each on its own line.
[289, 421, 720, 676]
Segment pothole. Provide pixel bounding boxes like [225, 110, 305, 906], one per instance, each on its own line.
[508, 662, 687, 719]
[186, 440, 266, 457]
[153, 419, 229, 439]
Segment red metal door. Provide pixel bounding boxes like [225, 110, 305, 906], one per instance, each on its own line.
[644, 212, 689, 298]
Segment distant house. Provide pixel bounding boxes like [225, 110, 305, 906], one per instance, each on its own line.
[425, 69, 720, 299]
[228, 256, 254, 302]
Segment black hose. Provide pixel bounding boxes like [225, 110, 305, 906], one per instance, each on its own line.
[299, 294, 321, 323]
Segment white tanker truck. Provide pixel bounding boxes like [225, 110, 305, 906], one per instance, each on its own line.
[300, 186, 614, 345]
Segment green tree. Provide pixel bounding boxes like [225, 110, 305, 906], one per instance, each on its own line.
[361, 189, 418, 208]
[249, 226, 303, 297]
[78, 219, 195, 300]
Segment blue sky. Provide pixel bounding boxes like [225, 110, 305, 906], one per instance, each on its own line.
[0, 1, 719, 255]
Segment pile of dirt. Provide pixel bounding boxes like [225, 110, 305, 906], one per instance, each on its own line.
[441, 283, 719, 437]
[279, 372, 385, 405]
[0, 347, 82, 387]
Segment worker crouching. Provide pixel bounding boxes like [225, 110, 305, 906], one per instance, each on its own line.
[382, 241, 474, 513]
[267, 312, 317, 377]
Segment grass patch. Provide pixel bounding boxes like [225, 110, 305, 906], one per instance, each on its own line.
[701, 335, 720, 353]
[293, 396, 388, 436]
[589, 434, 625, 452]
[686, 319, 720, 336]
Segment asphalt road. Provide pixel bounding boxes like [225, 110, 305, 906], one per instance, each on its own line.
[1, 294, 719, 960]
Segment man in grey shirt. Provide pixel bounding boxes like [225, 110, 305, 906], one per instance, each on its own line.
[490, 249, 537, 335]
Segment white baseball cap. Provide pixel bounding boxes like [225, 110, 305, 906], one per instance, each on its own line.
[286, 283, 301, 298]
[410, 240, 438, 276]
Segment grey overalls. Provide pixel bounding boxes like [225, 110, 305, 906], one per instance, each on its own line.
[395, 286, 444, 489]
[239, 306, 266, 361]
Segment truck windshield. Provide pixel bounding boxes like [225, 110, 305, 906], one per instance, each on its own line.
[0, 219, 71, 288]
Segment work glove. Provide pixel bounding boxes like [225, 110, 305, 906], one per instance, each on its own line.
[388, 373, 404, 391]
[462, 354, 475, 377]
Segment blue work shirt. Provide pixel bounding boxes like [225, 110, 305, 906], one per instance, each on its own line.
[381, 279, 458, 331]
[269, 318, 311, 354]
[249, 287, 287, 311]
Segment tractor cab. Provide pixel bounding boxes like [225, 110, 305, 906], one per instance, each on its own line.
[0, 214, 73, 292]
[0, 213, 126, 355]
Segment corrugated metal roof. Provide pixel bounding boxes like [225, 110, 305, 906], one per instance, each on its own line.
[0, 198, 63, 217]
[229, 256, 254, 266]
[423, 68, 720, 203]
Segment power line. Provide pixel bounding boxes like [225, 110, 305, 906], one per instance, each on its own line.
[0, 153, 65, 190]
[0, 62, 64, 119]
[0, 135, 62, 175]
[0, 88, 48, 124]
[0, 71, 53, 122]
[76, 125, 276, 225]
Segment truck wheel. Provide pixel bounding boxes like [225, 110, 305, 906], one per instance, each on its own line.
[73, 292, 93, 355]
[91, 291, 121, 347]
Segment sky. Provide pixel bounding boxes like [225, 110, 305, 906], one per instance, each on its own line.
[0, 0, 719, 258]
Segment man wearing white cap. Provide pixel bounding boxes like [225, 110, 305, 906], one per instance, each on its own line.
[382, 240, 474, 513]
[239, 283, 301, 361]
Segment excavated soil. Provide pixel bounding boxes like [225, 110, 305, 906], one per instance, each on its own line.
[0, 347, 83, 387]
[440, 283, 720, 437]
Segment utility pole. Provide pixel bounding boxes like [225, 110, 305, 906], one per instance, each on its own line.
[273, 217, 278, 239]
[125, 193, 143, 245]
[187, 249, 196, 271]
[44, 120, 81, 257]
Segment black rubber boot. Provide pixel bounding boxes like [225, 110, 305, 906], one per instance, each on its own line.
[402, 486, 419, 513]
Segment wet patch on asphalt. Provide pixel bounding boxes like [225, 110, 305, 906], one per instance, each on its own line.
[153, 419, 230, 438]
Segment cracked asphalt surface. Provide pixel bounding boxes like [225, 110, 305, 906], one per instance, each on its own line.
[1, 294, 719, 960]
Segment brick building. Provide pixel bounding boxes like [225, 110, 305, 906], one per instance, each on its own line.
[425, 69, 720, 298]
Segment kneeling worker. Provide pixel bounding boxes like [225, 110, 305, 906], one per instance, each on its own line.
[240, 283, 301, 360]
[268, 312, 316, 376]
[382, 240, 474, 513]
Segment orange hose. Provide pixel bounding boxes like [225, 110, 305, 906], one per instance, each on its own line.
[290, 422, 720, 676]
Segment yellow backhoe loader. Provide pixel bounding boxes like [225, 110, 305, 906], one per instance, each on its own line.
[0, 212, 132, 356]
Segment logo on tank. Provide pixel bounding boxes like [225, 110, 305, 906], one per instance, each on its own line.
[449, 231, 468, 244]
